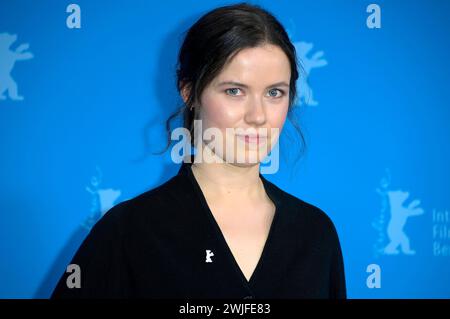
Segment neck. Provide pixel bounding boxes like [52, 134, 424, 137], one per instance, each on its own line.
[190, 152, 264, 201]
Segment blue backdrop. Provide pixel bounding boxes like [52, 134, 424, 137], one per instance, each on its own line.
[1, 0, 449, 298]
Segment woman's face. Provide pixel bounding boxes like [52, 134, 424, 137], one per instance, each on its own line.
[193, 44, 291, 166]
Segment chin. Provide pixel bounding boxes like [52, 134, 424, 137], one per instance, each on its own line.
[222, 150, 269, 167]
[229, 161, 261, 168]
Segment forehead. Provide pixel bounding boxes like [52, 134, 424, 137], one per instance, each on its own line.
[212, 44, 291, 86]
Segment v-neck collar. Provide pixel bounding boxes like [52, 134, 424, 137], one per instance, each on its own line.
[177, 158, 283, 289]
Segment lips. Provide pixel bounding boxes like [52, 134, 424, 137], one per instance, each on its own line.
[236, 134, 268, 144]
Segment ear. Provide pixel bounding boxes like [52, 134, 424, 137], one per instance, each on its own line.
[180, 81, 191, 104]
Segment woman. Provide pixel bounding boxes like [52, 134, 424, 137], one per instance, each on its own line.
[52, 2, 346, 299]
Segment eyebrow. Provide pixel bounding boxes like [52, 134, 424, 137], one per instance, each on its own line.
[216, 81, 290, 89]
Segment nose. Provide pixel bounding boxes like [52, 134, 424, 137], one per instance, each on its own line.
[244, 94, 266, 126]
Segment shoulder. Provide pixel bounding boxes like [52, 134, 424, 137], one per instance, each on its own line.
[263, 177, 340, 244]
[93, 173, 187, 234]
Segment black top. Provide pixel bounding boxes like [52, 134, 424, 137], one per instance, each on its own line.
[52, 160, 347, 299]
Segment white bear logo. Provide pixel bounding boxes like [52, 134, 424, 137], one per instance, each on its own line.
[205, 250, 214, 263]
[0, 32, 33, 101]
[82, 166, 122, 230]
[294, 41, 328, 106]
[384, 190, 424, 255]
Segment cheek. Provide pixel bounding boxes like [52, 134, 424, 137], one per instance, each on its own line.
[200, 94, 242, 129]
[267, 103, 289, 128]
